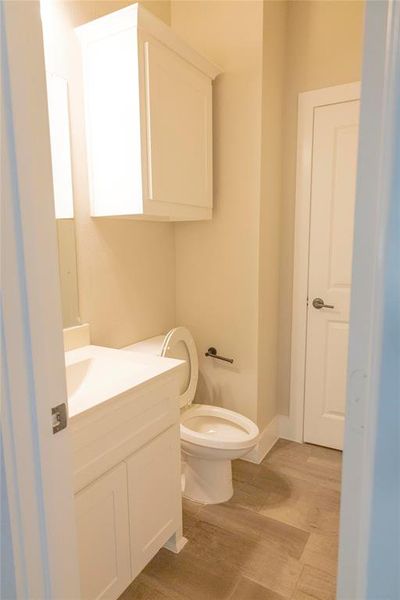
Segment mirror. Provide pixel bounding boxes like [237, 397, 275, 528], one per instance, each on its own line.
[45, 71, 80, 328]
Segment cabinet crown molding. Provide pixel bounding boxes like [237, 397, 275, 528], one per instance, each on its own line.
[76, 4, 221, 81]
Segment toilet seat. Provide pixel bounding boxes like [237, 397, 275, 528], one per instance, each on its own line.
[180, 404, 259, 451]
[161, 327, 198, 408]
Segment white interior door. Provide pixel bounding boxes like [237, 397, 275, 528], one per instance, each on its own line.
[304, 97, 360, 450]
[1, 2, 80, 597]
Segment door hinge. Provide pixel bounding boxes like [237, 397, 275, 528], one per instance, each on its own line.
[52, 403, 68, 434]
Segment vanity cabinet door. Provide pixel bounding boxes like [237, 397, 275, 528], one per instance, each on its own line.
[75, 463, 131, 600]
[126, 425, 182, 578]
[140, 35, 213, 219]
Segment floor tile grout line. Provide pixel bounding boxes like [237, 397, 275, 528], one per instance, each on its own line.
[226, 576, 241, 600]
[200, 497, 312, 536]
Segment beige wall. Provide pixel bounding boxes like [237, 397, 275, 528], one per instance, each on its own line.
[172, 0, 264, 423]
[44, 0, 364, 428]
[277, 0, 365, 415]
[172, 0, 364, 427]
[42, 0, 174, 349]
[257, 0, 287, 428]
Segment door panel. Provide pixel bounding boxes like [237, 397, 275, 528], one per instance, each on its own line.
[324, 321, 349, 417]
[328, 124, 358, 287]
[304, 99, 359, 450]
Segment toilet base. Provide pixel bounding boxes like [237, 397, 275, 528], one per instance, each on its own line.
[182, 454, 233, 505]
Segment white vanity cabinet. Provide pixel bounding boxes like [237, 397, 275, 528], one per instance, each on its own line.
[74, 425, 183, 600]
[76, 5, 220, 221]
[67, 345, 186, 600]
[74, 427, 183, 600]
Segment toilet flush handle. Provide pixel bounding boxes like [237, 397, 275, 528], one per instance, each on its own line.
[205, 347, 234, 364]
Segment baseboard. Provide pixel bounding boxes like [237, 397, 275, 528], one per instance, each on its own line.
[243, 415, 280, 464]
[243, 414, 302, 464]
[278, 415, 302, 442]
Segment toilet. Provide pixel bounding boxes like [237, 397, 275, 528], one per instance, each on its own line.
[124, 327, 259, 504]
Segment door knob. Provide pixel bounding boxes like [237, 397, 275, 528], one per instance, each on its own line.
[312, 297, 335, 310]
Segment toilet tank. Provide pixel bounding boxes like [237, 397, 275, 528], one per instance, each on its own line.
[124, 332, 193, 405]
[123, 335, 166, 355]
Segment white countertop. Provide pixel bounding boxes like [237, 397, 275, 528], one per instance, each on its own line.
[65, 344, 184, 418]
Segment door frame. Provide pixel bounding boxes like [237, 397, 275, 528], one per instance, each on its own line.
[288, 81, 361, 443]
[338, 1, 400, 597]
[2, 0, 399, 598]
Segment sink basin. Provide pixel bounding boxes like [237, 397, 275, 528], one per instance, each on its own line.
[66, 358, 93, 398]
[65, 345, 184, 418]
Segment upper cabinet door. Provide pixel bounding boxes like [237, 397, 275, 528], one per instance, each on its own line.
[140, 35, 212, 214]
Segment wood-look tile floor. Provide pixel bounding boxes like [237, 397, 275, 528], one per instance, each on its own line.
[119, 439, 342, 600]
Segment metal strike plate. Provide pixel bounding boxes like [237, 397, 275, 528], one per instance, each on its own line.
[52, 403, 67, 434]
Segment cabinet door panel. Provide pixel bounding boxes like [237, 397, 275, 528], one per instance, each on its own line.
[81, 26, 143, 216]
[126, 426, 181, 577]
[75, 464, 131, 600]
[142, 36, 212, 209]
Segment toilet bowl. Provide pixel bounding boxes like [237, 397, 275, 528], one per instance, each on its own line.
[124, 327, 259, 504]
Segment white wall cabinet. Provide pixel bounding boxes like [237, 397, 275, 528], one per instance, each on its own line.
[77, 5, 220, 221]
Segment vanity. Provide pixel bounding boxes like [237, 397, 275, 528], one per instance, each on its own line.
[66, 344, 186, 600]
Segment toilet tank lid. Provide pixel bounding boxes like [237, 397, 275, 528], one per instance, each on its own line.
[123, 328, 199, 408]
